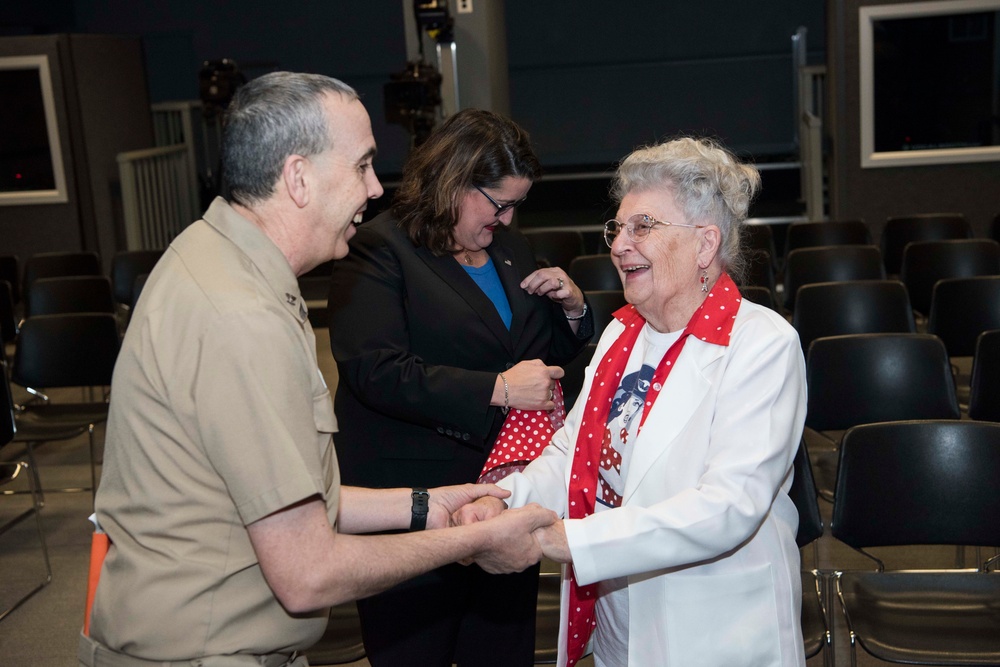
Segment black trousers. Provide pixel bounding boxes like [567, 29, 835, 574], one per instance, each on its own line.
[357, 561, 541, 667]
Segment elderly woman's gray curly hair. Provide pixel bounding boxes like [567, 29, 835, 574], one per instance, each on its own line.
[610, 137, 761, 283]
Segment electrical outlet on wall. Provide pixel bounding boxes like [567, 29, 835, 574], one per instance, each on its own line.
[457, 0, 473, 14]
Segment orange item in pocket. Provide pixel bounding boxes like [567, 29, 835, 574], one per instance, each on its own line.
[83, 531, 109, 636]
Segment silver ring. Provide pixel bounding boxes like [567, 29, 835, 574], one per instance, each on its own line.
[549, 388, 555, 401]
[558, 278, 564, 289]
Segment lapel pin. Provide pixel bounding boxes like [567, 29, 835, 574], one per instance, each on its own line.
[504, 259, 512, 266]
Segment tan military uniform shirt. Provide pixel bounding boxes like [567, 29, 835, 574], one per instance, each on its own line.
[90, 198, 340, 660]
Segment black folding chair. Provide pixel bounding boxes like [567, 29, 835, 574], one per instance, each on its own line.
[10, 314, 121, 499]
[832, 420, 1000, 666]
[880, 213, 972, 276]
[804, 333, 960, 499]
[783, 245, 885, 312]
[789, 439, 832, 666]
[0, 359, 53, 622]
[792, 280, 915, 353]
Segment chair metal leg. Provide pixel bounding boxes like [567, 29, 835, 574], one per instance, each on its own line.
[88, 423, 97, 503]
[22, 440, 45, 507]
[0, 461, 53, 622]
[818, 570, 835, 667]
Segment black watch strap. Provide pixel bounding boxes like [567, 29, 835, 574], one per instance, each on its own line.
[409, 488, 429, 531]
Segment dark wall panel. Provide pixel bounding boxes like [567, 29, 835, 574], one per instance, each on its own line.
[507, 0, 825, 167]
[511, 54, 798, 167]
[61, 1, 823, 174]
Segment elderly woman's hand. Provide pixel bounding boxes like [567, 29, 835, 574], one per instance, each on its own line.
[521, 268, 586, 318]
[534, 520, 572, 563]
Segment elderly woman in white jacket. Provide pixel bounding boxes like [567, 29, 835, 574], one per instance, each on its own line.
[456, 137, 807, 667]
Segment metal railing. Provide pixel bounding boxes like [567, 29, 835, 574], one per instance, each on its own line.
[117, 145, 199, 250]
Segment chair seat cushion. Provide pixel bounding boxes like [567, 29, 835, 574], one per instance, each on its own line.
[840, 571, 1000, 664]
[18, 402, 109, 426]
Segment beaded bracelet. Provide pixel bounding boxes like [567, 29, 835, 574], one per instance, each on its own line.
[564, 303, 588, 321]
[499, 372, 510, 414]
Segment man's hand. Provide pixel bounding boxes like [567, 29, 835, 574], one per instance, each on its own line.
[451, 494, 507, 526]
[426, 483, 510, 530]
[472, 503, 557, 574]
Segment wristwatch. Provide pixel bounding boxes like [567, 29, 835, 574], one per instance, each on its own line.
[410, 487, 429, 531]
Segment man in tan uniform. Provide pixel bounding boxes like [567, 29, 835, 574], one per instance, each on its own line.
[79, 72, 556, 667]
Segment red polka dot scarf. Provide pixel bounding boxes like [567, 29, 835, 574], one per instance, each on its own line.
[563, 272, 742, 665]
[479, 381, 567, 484]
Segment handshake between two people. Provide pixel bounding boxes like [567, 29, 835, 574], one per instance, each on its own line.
[430, 484, 571, 574]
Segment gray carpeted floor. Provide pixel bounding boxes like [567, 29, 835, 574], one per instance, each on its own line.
[0, 335, 981, 666]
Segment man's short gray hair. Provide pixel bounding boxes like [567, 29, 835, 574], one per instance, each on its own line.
[611, 137, 761, 282]
[222, 72, 359, 206]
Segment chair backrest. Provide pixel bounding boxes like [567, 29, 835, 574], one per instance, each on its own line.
[740, 285, 779, 312]
[0, 362, 15, 449]
[880, 213, 972, 275]
[24, 276, 116, 318]
[789, 439, 823, 549]
[11, 313, 120, 389]
[805, 333, 960, 432]
[783, 245, 886, 310]
[111, 250, 163, 306]
[585, 290, 626, 333]
[900, 239, 1000, 316]
[131, 273, 150, 311]
[743, 223, 780, 275]
[561, 343, 597, 412]
[0, 255, 20, 304]
[523, 229, 585, 270]
[0, 280, 18, 346]
[22, 250, 102, 290]
[792, 280, 915, 352]
[969, 329, 1000, 422]
[738, 249, 777, 297]
[568, 254, 621, 292]
[784, 219, 871, 256]
[927, 276, 1000, 357]
[832, 420, 1000, 549]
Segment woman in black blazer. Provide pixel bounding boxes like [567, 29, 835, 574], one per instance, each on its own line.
[328, 109, 593, 666]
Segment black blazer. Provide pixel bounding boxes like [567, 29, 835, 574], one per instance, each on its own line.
[328, 211, 592, 489]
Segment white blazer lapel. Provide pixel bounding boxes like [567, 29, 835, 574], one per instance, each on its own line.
[623, 339, 726, 501]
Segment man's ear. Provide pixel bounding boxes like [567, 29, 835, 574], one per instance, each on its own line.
[282, 154, 310, 209]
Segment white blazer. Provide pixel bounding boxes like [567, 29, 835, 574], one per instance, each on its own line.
[501, 298, 808, 667]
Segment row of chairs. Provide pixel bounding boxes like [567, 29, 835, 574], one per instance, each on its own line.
[745, 212, 997, 277]
[0, 250, 162, 321]
[529, 228, 1000, 325]
[805, 328, 1000, 489]
[526, 213, 1000, 292]
[0, 253, 133, 503]
[791, 276, 1000, 357]
[747, 239, 1000, 316]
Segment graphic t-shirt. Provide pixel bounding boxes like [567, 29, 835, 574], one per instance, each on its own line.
[593, 324, 683, 667]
